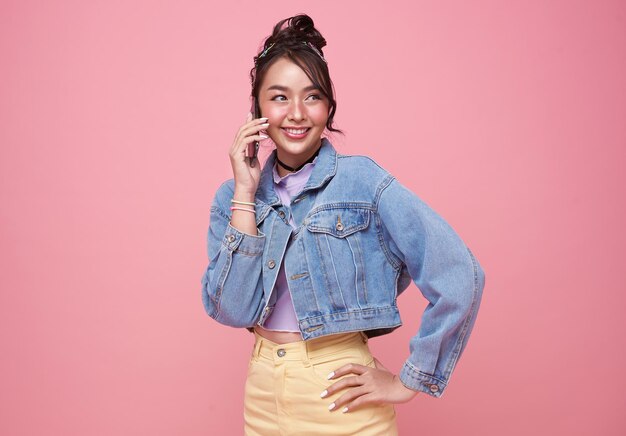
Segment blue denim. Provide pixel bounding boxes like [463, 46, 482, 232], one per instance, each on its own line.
[201, 138, 485, 398]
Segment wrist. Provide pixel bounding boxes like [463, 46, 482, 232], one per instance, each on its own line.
[394, 375, 420, 398]
[233, 188, 256, 202]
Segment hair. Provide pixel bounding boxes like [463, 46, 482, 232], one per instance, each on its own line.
[250, 14, 343, 135]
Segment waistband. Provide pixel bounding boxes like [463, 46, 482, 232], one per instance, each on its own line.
[252, 330, 368, 365]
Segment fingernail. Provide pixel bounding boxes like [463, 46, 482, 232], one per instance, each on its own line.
[327, 371, 334, 380]
[259, 117, 268, 121]
[261, 123, 269, 127]
[328, 402, 335, 411]
[320, 390, 328, 398]
[342, 407, 349, 413]
[259, 134, 268, 139]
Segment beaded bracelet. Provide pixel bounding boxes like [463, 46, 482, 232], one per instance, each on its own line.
[231, 199, 255, 207]
[230, 206, 255, 214]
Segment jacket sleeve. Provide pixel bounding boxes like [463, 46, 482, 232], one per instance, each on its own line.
[376, 176, 485, 398]
[201, 180, 266, 327]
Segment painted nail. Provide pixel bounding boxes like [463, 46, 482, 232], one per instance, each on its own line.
[327, 371, 335, 380]
[342, 407, 349, 413]
[320, 390, 328, 398]
[259, 117, 268, 121]
[261, 123, 269, 127]
[259, 134, 268, 139]
[328, 402, 335, 411]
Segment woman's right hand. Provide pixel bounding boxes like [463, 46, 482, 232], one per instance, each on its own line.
[229, 112, 269, 195]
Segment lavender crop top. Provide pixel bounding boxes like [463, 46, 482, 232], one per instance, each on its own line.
[260, 157, 317, 333]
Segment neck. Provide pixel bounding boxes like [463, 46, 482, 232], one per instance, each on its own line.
[275, 143, 321, 177]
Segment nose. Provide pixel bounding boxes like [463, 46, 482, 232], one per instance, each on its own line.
[288, 99, 306, 121]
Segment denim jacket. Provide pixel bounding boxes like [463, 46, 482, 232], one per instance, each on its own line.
[201, 138, 485, 398]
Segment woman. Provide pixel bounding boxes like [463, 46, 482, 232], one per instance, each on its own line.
[201, 14, 485, 435]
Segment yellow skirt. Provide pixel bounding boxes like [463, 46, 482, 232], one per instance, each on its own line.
[244, 330, 398, 436]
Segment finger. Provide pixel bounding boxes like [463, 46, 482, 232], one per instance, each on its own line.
[232, 122, 269, 152]
[240, 117, 269, 131]
[321, 375, 362, 398]
[240, 121, 270, 138]
[327, 362, 368, 380]
[328, 385, 370, 412]
[231, 134, 268, 159]
[342, 392, 381, 413]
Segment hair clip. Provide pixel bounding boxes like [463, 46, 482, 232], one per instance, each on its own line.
[256, 42, 275, 63]
[255, 41, 327, 66]
[304, 41, 327, 63]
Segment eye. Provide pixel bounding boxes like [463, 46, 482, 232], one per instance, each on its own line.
[271, 95, 287, 101]
[308, 94, 322, 100]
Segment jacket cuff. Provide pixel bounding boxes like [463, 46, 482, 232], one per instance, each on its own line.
[222, 222, 265, 256]
[399, 360, 448, 398]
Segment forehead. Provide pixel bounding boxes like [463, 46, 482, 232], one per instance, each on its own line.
[261, 57, 314, 91]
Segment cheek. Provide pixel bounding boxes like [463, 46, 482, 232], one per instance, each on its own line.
[261, 106, 286, 125]
[309, 104, 330, 125]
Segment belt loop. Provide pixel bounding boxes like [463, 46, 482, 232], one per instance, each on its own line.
[302, 340, 311, 367]
[253, 334, 262, 360]
[360, 331, 368, 343]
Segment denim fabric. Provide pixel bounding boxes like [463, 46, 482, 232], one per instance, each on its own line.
[201, 138, 485, 397]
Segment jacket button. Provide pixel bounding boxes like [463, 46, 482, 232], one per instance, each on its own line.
[429, 384, 439, 393]
[335, 222, 344, 231]
[226, 234, 235, 242]
[267, 260, 276, 269]
[277, 348, 286, 357]
[278, 210, 286, 219]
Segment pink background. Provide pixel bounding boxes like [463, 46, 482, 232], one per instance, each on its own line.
[1, 1, 625, 435]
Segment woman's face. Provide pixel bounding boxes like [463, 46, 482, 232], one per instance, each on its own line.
[257, 57, 329, 168]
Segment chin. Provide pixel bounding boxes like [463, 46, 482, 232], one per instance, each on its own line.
[278, 141, 318, 156]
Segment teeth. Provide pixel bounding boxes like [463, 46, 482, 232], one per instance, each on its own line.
[284, 128, 308, 134]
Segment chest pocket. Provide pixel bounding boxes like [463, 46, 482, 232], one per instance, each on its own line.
[305, 207, 370, 237]
[303, 207, 372, 309]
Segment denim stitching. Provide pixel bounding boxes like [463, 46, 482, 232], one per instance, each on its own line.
[442, 246, 481, 381]
[404, 360, 447, 386]
[210, 205, 229, 221]
[213, 249, 233, 320]
[313, 231, 339, 310]
[373, 175, 404, 271]
[392, 267, 400, 304]
[300, 237, 321, 312]
[231, 246, 264, 257]
[324, 233, 347, 308]
[305, 208, 371, 237]
[355, 233, 368, 304]
[303, 306, 400, 323]
[346, 235, 366, 307]
[307, 202, 374, 215]
[305, 221, 337, 309]
[373, 212, 401, 270]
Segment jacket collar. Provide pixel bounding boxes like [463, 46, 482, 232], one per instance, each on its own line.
[255, 137, 338, 207]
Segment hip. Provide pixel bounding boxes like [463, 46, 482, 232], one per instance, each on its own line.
[244, 330, 398, 435]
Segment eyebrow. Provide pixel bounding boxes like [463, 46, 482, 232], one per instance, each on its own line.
[265, 85, 319, 92]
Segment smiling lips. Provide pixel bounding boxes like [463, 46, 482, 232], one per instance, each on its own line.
[281, 127, 310, 139]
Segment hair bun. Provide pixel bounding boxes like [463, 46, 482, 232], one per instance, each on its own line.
[267, 14, 327, 53]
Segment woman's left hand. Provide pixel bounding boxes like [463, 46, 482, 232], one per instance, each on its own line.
[322, 358, 419, 413]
